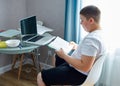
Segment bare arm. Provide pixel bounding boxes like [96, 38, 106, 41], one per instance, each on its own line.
[55, 48, 95, 72]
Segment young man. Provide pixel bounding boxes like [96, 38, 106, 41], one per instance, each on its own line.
[37, 5, 106, 86]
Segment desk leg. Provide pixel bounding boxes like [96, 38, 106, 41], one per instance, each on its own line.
[12, 54, 19, 70]
[18, 54, 24, 80]
[34, 48, 41, 73]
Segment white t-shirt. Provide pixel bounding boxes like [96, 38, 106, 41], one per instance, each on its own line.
[71, 29, 106, 75]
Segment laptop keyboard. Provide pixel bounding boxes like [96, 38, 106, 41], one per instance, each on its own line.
[22, 35, 35, 41]
[28, 35, 44, 42]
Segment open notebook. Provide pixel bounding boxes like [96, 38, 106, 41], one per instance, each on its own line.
[48, 36, 74, 54]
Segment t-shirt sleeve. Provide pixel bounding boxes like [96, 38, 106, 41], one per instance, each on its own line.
[81, 38, 100, 57]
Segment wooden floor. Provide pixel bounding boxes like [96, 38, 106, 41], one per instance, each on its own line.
[0, 64, 37, 86]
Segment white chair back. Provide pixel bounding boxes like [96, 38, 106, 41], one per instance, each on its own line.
[81, 55, 106, 86]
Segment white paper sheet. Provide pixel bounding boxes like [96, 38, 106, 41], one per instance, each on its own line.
[48, 36, 74, 54]
[37, 25, 53, 35]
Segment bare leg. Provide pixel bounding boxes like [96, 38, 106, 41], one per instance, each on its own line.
[37, 72, 46, 86]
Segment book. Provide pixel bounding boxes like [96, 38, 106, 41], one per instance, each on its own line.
[37, 24, 53, 35]
[0, 29, 20, 38]
[48, 36, 74, 54]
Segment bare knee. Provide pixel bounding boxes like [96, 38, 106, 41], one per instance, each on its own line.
[37, 72, 46, 86]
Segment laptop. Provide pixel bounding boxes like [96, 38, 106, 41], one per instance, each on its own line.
[20, 16, 56, 46]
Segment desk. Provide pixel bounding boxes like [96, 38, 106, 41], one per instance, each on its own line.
[0, 29, 54, 76]
[0, 29, 44, 73]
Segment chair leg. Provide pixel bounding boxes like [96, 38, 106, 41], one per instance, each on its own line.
[18, 54, 24, 80]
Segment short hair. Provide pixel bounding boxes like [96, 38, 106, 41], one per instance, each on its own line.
[80, 5, 101, 23]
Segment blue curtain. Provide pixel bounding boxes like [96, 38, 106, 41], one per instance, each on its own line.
[64, 0, 82, 43]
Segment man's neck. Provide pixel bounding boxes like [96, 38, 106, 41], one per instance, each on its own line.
[89, 24, 101, 32]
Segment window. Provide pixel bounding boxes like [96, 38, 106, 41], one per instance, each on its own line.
[81, 0, 120, 49]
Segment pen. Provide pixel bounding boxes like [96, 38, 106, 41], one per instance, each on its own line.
[18, 42, 22, 49]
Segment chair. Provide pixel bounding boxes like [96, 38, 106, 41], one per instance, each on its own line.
[81, 55, 106, 86]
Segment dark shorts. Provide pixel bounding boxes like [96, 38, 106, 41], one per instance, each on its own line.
[41, 63, 87, 85]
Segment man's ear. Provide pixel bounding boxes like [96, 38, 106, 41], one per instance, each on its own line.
[89, 18, 94, 24]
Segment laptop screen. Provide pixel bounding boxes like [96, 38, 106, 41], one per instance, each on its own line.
[20, 16, 37, 35]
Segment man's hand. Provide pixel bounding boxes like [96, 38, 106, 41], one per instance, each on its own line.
[69, 41, 78, 50]
[55, 48, 66, 59]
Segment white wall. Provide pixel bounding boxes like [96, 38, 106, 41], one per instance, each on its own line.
[0, 0, 27, 30]
[26, 0, 65, 37]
